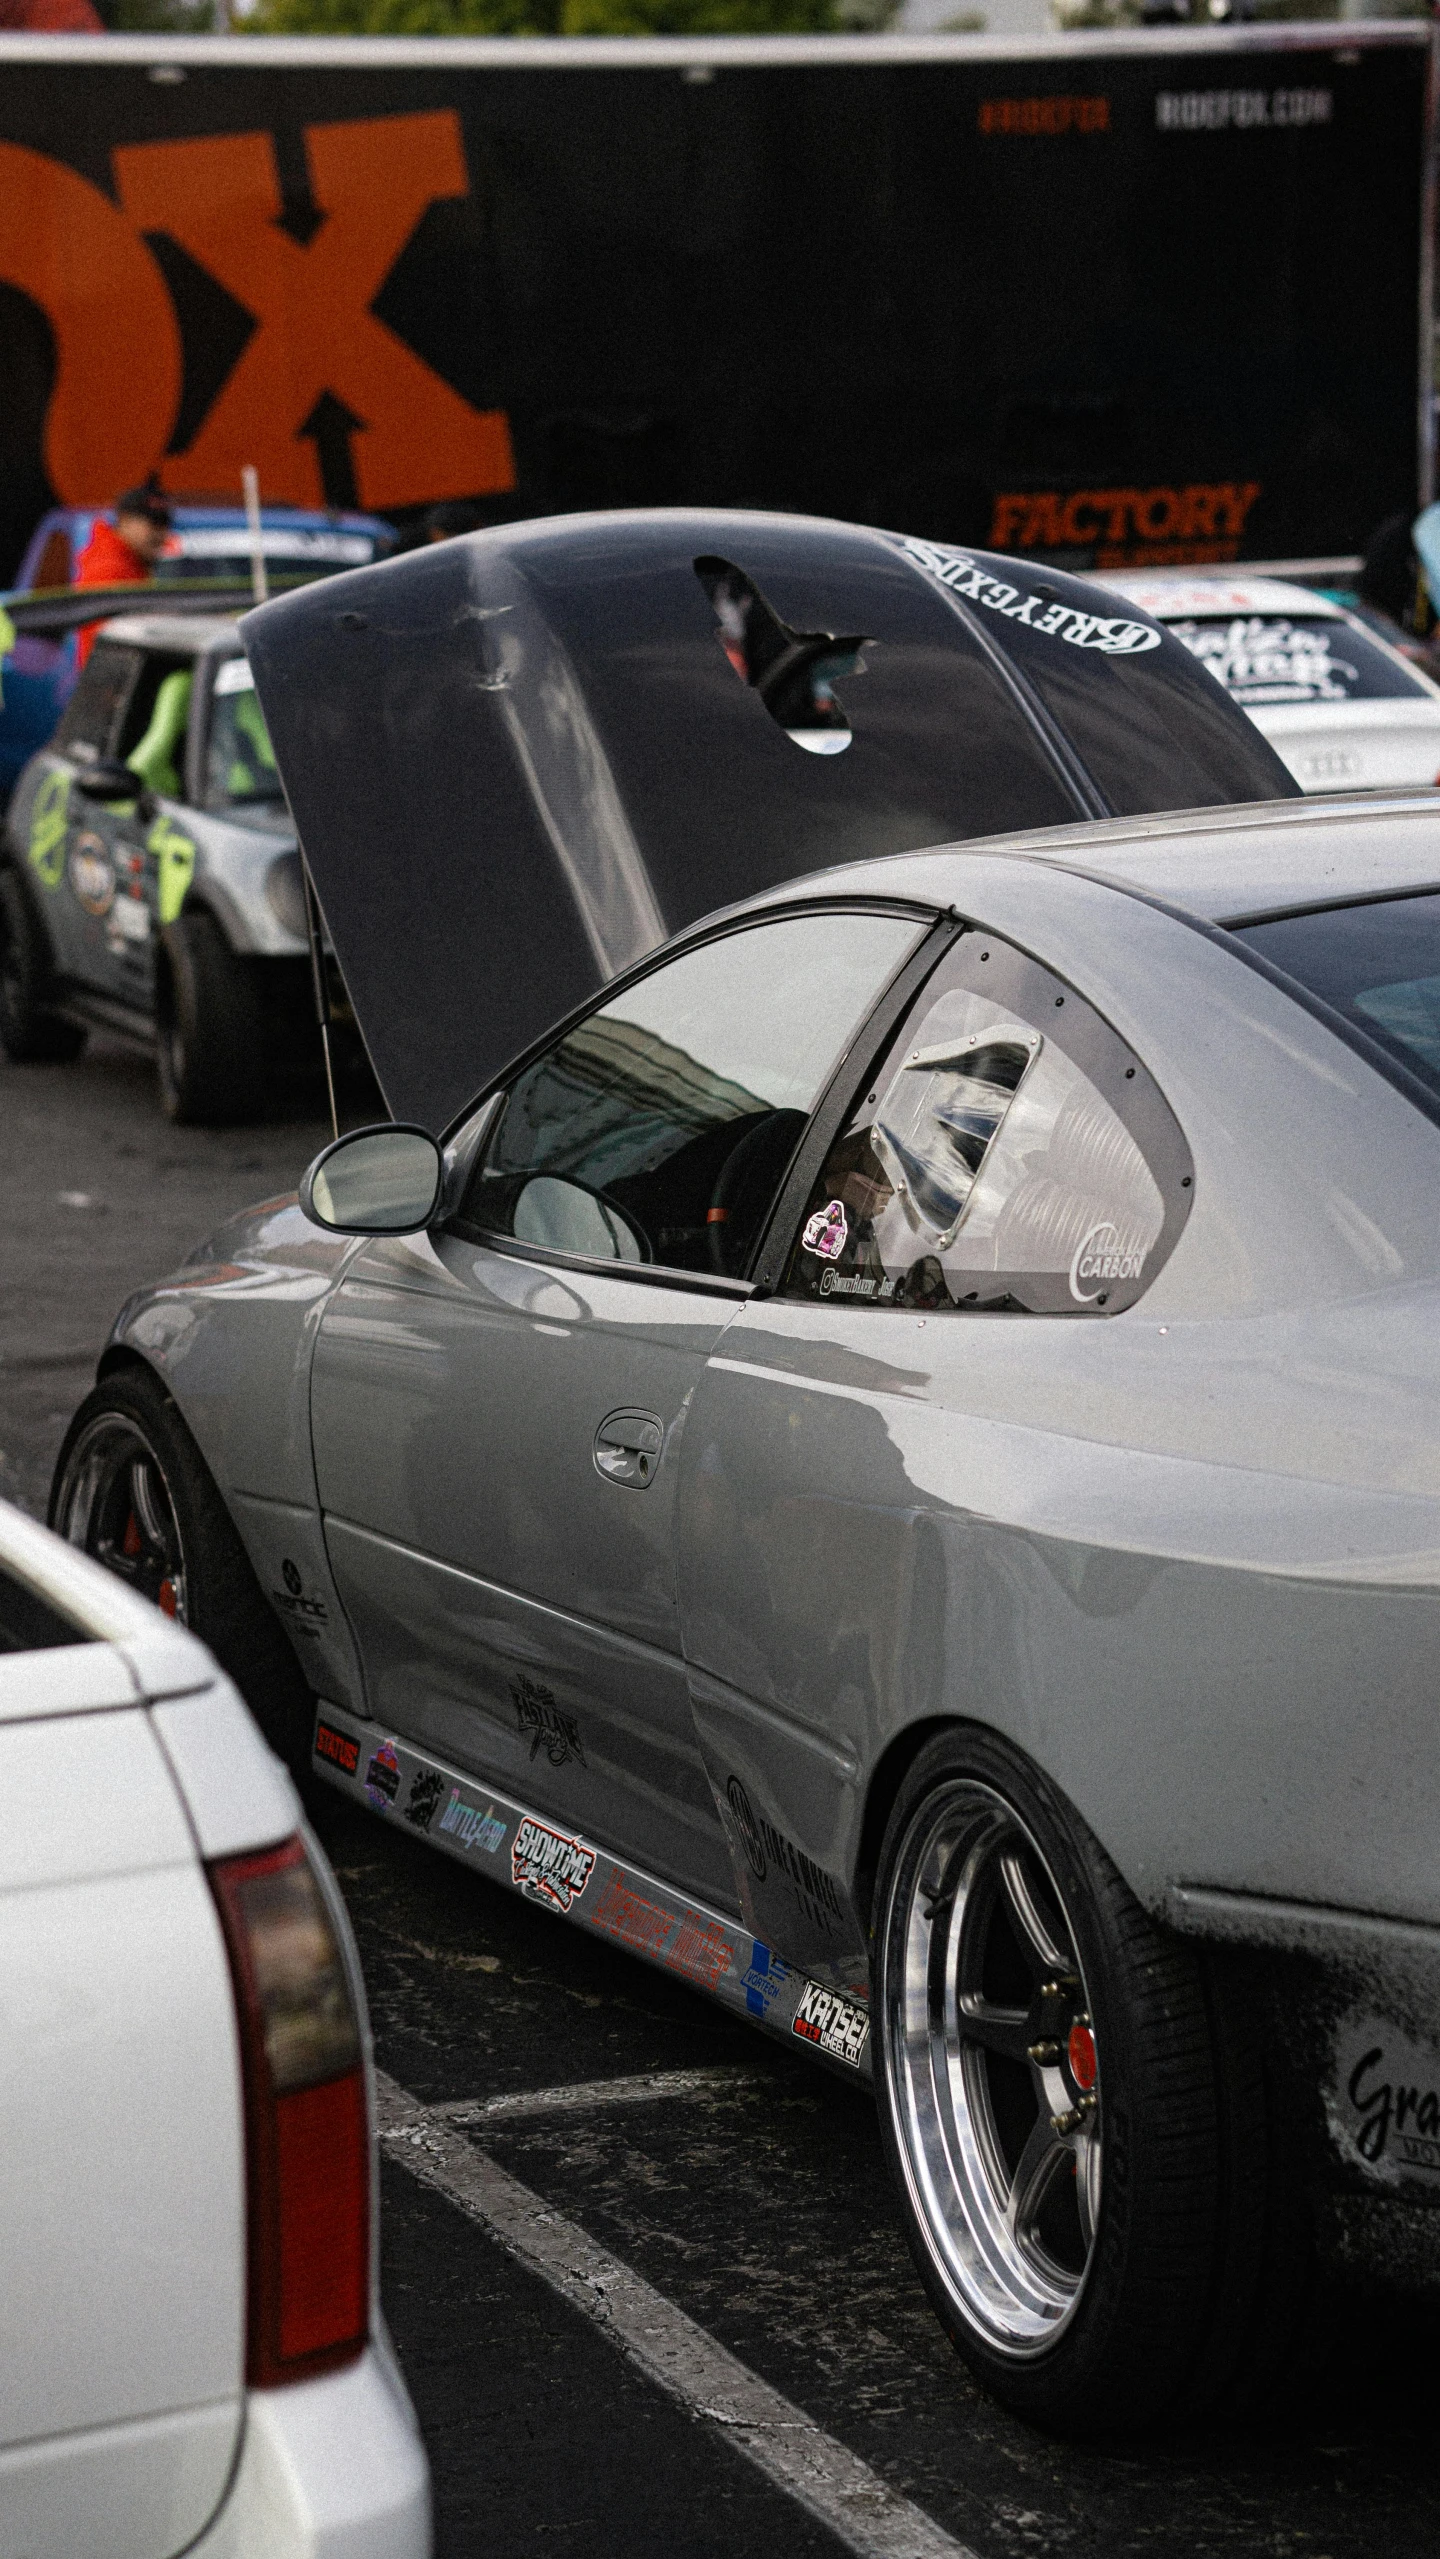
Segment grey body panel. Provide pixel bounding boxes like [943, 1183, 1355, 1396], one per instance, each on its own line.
[103, 797, 1440, 2206]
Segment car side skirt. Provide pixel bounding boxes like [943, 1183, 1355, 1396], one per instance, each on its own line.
[309, 1703, 875, 2087]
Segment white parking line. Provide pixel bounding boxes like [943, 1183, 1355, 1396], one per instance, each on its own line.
[427, 2064, 767, 2125]
[376, 2071, 978, 2559]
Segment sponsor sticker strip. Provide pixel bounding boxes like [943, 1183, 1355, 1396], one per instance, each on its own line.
[902, 536, 1161, 656]
[310, 1707, 872, 2079]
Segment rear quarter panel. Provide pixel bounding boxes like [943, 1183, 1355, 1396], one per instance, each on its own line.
[678, 863, 1440, 1943]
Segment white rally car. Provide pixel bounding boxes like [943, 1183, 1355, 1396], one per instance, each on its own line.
[0, 1496, 429, 2559]
[1096, 573, 1440, 792]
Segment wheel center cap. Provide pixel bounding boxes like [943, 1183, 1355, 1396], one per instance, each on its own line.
[1067, 2019, 1097, 2092]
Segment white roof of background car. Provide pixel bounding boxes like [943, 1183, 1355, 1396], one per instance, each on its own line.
[736, 789, 1440, 931]
[96, 612, 244, 654]
[1092, 573, 1343, 620]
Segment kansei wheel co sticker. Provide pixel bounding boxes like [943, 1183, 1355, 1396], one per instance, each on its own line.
[802, 1199, 848, 1261]
[792, 1981, 871, 2069]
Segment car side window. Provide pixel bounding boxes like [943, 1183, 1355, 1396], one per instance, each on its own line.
[114, 653, 195, 768]
[52, 642, 143, 762]
[781, 929, 1192, 1315]
[205, 660, 284, 809]
[458, 909, 924, 1278]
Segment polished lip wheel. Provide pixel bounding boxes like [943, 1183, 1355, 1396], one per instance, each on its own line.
[882, 1778, 1101, 2356]
[53, 1412, 189, 1623]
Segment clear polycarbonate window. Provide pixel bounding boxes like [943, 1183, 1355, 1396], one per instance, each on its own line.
[783, 930, 1191, 1315]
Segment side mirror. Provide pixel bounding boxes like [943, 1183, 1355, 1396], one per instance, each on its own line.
[73, 757, 139, 802]
[300, 1124, 442, 1235]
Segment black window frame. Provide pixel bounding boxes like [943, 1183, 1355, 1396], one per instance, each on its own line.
[445, 898, 944, 1297]
[52, 640, 146, 764]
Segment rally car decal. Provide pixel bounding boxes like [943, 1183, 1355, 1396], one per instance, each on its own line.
[28, 766, 70, 890]
[309, 1704, 873, 2081]
[148, 813, 196, 925]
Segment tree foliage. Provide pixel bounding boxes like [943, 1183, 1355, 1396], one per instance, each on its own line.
[242, 0, 878, 29]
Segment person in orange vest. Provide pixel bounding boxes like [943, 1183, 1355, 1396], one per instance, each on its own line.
[74, 483, 172, 667]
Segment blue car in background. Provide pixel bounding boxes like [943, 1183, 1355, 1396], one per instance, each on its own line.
[0, 503, 394, 800]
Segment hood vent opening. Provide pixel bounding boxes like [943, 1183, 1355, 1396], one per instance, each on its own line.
[695, 555, 867, 756]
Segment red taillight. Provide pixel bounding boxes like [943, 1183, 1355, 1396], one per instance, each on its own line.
[209, 1835, 369, 2387]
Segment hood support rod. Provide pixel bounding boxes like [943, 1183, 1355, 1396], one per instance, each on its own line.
[300, 851, 339, 1142]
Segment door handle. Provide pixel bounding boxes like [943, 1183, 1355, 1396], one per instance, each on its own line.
[593, 1409, 663, 1489]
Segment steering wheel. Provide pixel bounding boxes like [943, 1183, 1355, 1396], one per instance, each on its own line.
[707, 1110, 808, 1277]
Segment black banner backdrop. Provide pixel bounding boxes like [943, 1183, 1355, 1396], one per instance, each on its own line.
[0, 25, 1430, 585]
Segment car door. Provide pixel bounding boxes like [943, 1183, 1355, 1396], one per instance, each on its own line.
[90, 651, 200, 1016]
[19, 638, 143, 992]
[32, 645, 196, 1015]
[674, 916, 1194, 1972]
[309, 903, 925, 1900]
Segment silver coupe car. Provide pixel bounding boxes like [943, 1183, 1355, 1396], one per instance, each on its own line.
[51, 516, 1440, 2436]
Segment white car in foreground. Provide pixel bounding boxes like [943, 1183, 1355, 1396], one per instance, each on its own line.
[1096, 572, 1440, 792]
[0, 1496, 429, 2559]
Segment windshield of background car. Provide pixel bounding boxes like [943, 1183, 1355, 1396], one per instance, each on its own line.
[460, 910, 923, 1276]
[156, 531, 380, 584]
[206, 659, 284, 808]
[782, 927, 1192, 1315]
[1168, 615, 1429, 708]
[1235, 893, 1440, 1103]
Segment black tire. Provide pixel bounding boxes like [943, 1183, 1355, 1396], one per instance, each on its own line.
[872, 1724, 1309, 2435]
[0, 865, 86, 1062]
[156, 907, 267, 1125]
[50, 1360, 314, 1775]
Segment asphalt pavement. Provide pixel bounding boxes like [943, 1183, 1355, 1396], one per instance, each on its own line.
[7, 1033, 1440, 2559]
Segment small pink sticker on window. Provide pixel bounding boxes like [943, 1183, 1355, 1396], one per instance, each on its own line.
[803, 1199, 848, 1261]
